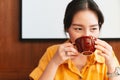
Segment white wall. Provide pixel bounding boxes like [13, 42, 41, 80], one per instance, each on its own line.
[22, 0, 120, 39]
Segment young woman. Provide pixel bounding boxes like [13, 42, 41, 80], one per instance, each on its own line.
[30, 0, 120, 80]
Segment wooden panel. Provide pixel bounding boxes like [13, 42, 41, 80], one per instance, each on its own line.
[108, 40, 120, 61]
[0, 0, 120, 80]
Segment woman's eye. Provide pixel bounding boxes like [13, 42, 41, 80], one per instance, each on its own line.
[74, 28, 82, 30]
[91, 28, 98, 30]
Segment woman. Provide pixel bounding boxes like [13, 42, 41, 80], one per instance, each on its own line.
[29, 0, 120, 80]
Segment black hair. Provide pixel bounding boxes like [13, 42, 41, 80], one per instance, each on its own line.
[63, 0, 104, 32]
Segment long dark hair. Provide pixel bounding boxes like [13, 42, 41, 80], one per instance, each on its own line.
[64, 0, 104, 32]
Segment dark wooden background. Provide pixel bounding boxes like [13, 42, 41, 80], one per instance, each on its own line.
[0, 0, 120, 80]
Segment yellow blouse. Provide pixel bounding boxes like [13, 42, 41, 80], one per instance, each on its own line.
[29, 44, 119, 80]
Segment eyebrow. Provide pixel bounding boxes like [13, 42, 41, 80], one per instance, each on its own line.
[71, 24, 83, 27]
[71, 23, 99, 27]
[90, 24, 99, 27]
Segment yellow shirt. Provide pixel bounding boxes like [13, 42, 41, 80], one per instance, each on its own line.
[29, 44, 119, 80]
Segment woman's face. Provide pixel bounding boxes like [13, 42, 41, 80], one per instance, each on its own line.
[68, 10, 100, 44]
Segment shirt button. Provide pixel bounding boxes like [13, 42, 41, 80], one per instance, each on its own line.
[79, 76, 82, 80]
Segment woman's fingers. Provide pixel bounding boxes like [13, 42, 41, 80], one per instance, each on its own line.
[95, 44, 108, 53]
[53, 42, 79, 65]
[95, 39, 114, 61]
[95, 39, 113, 52]
[64, 46, 78, 56]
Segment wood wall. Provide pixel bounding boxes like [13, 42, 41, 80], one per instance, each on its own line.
[0, 0, 120, 80]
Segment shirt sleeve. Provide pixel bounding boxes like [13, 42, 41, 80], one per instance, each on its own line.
[29, 45, 58, 80]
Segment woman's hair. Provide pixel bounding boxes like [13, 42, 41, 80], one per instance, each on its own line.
[63, 0, 104, 32]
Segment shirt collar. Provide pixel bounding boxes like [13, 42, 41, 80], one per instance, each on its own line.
[88, 50, 105, 64]
[62, 50, 105, 78]
[64, 50, 105, 65]
[94, 50, 105, 63]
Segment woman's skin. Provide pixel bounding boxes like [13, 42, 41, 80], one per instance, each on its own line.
[39, 10, 120, 80]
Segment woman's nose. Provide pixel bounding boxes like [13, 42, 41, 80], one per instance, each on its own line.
[83, 30, 91, 36]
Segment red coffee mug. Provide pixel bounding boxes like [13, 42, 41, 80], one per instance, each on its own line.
[75, 36, 96, 55]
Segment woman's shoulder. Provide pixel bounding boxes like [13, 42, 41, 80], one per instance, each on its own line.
[48, 44, 60, 49]
[45, 40, 69, 56]
[47, 44, 60, 51]
[47, 40, 69, 50]
[47, 44, 62, 55]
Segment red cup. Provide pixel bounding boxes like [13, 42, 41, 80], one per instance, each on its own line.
[75, 36, 96, 55]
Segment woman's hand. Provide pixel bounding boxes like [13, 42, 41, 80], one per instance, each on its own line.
[39, 42, 78, 80]
[95, 39, 118, 73]
[51, 43, 78, 66]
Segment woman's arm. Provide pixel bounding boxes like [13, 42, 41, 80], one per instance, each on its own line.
[95, 39, 120, 80]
